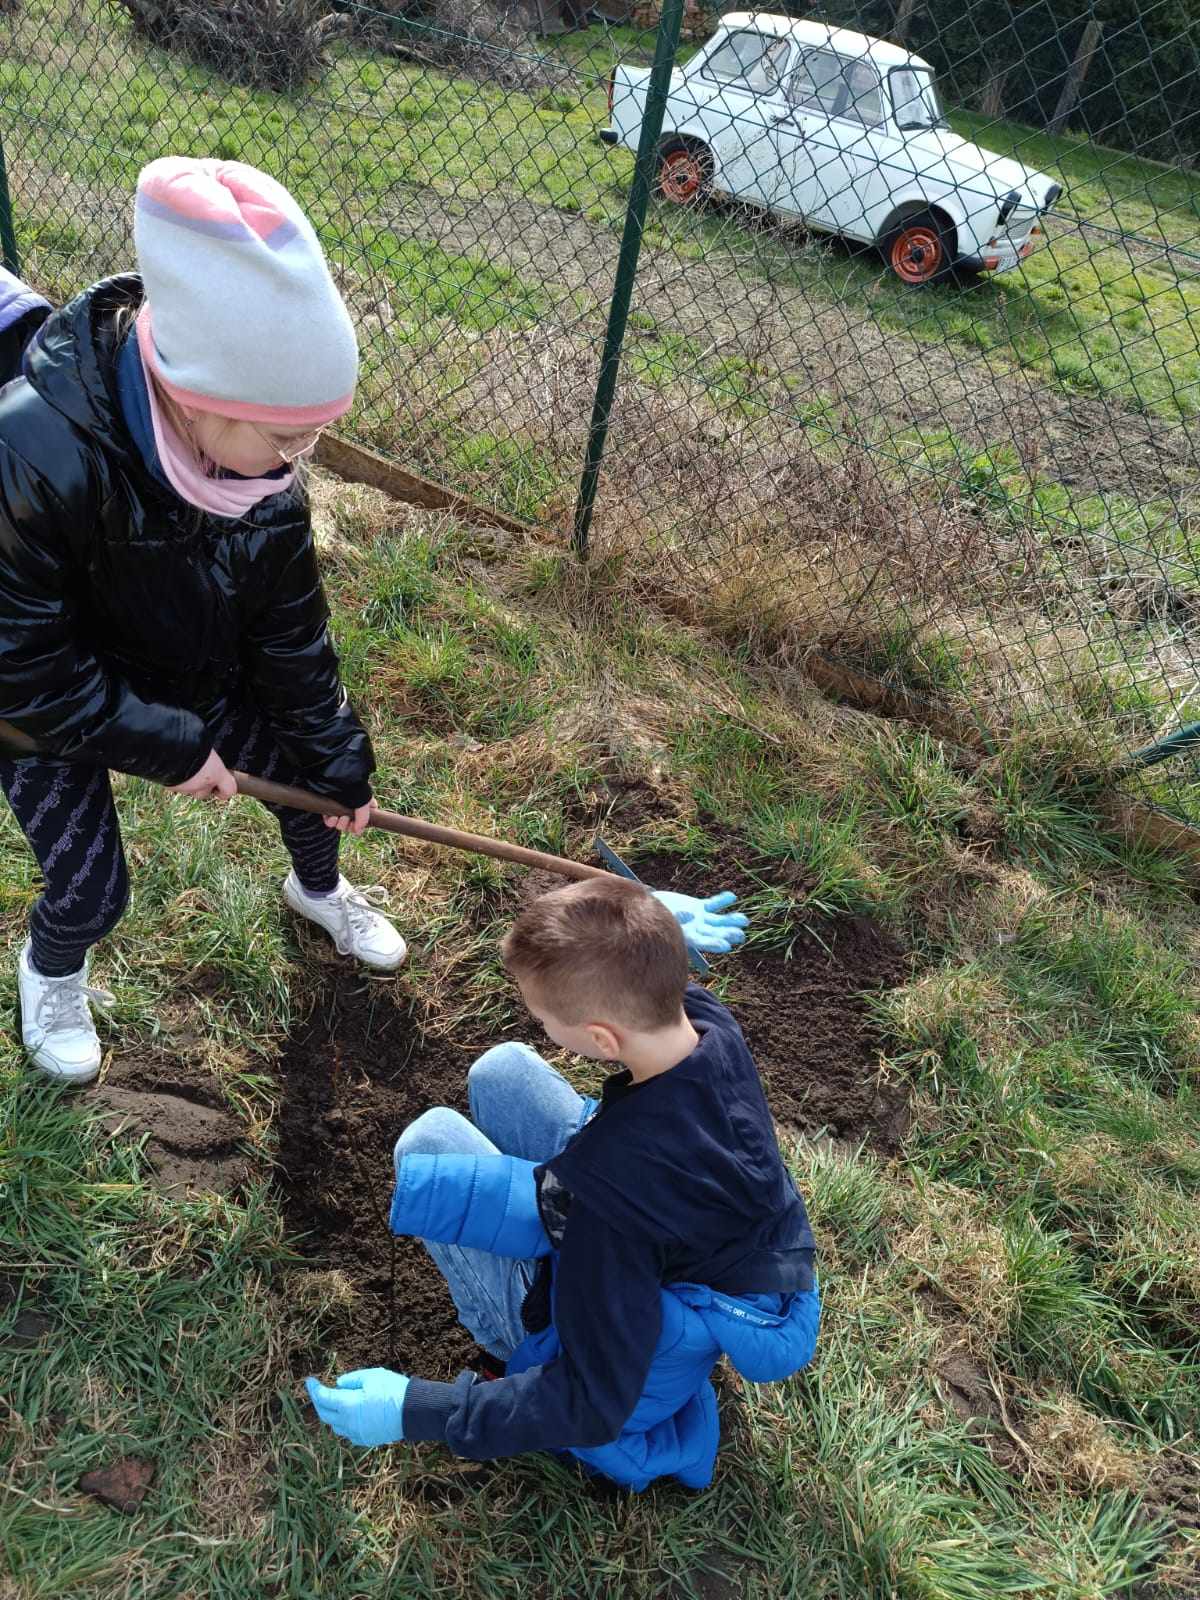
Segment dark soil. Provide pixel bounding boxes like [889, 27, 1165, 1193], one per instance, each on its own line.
[0, 1273, 52, 1349]
[935, 1349, 1003, 1428]
[275, 977, 481, 1380]
[930, 1345, 1028, 1475]
[89, 1053, 250, 1197]
[729, 930, 911, 1150]
[1145, 1450, 1200, 1538]
[273, 836, 909, 1377]
[626, 845, 912, 1151]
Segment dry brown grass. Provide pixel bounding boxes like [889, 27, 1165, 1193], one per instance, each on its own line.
[1024, 1393, 1143, 1492]
[1050, 1132, 1126, 1197]
[361, 319, 1156, 763]
[880, 965, 1014, 1068]
[896, 1185, 1014, 1348]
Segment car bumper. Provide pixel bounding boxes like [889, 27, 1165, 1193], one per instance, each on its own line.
[598, 127, 619, 145]
[961, 236, 1040, 274]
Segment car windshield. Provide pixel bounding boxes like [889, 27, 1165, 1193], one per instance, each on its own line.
[703, 31, 792, 94]
[890, 67, 947, 129]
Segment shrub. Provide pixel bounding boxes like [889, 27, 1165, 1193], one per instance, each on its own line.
[376, 0, 572, 94]
[105, 0, 349, 92]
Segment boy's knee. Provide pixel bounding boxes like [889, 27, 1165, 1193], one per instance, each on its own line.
[467, 1041, 544, 1118]
[392, 1107, 476, 1177]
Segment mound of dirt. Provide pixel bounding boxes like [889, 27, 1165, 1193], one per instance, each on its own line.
[89, 1054, 249, 1197]
[727, 928, 910, 1149]
[627, 845, 911, 1150]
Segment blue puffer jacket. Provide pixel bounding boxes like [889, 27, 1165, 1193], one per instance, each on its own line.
[391, 1150, 820, 1491]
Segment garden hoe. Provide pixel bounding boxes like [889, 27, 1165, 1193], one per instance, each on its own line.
[233, 772, 710, 973]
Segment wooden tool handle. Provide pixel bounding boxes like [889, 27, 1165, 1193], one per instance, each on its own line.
[233, 771, 612, 883]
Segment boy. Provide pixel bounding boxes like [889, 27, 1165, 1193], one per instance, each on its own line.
[307, 878, 818, 1491]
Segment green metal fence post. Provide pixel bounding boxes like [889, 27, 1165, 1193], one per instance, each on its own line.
[571, 0, 685, 558]
[0, 128, 19, 275]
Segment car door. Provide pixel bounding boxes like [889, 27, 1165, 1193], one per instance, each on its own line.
[695, 30, 794, 205]
[765, 48, 884, 241]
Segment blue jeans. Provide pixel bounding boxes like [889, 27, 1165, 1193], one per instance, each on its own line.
[393, 1043, 596, 1360]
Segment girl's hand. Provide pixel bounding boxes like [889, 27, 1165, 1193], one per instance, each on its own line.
[324, 800, 373, 836]
[169, 749, 238, 803]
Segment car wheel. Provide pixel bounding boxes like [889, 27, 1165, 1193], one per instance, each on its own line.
[883, 211, 955, 286]
[657, 142, 712, 206]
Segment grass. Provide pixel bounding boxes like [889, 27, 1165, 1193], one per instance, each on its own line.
[4, 473, 1200, 1596]
[5, 0, 1200, 425]
[8, 4, 1200, 833]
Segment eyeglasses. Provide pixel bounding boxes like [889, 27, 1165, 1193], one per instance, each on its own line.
[250, 423, 325, 464]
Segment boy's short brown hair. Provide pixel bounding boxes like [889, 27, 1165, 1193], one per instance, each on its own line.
[502, 877, 688, 1030]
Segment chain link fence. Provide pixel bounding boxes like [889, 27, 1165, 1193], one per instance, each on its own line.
[3, 0, 1199, 819]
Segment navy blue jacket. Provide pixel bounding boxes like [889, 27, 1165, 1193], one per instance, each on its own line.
[393, 985, 818, 1482]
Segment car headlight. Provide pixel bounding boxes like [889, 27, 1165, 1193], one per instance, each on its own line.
[1043, 183, 1062, 210]
[997, 190, 1021, 225]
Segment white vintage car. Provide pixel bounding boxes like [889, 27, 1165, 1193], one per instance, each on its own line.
[600, 13, 1062, 284]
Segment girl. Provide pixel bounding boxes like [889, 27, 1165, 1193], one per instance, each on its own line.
[0, 159, 406, 1087]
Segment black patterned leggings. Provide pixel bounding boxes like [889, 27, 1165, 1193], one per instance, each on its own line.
[0, 705, 342, 976]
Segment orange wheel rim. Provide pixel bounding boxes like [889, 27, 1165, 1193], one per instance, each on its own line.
[661, 150, 703, 203]
[891, 225, 943, 283]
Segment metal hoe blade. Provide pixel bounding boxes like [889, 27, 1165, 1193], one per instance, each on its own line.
[592, 836, 711, 976]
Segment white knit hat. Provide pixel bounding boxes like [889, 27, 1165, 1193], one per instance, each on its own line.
[133, 157, 358, 426]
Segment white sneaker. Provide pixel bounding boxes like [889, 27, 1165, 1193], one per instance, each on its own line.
[17, 940, 113, 1086]
[283, 873, 408, 971]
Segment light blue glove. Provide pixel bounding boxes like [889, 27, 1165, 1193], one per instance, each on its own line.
[652, 889, 749, 953]
[306, 1368, 410, 1447]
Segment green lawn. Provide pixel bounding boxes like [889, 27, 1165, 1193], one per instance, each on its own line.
[5, 0, 1200, 421]
[3, 475, 1200, 1596]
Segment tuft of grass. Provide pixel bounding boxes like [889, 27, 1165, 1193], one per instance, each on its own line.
[789, 1137, 890, 1264]
[744, 796, 901, 921]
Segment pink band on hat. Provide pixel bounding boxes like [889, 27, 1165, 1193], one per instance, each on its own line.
[136, 308, 353, 428]
[138, 156, 291, 240]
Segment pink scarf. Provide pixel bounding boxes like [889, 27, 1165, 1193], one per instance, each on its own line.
[140, 342, 295, 520]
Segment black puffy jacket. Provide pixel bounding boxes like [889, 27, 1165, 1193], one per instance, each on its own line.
[0, 274, 373, 803]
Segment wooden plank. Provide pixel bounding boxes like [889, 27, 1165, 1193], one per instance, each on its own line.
[1049, 19, 1104, 136]
[893, 0, 919, 44]
[1101, 793, 1200, 867]
[315, 433, 538, 537]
